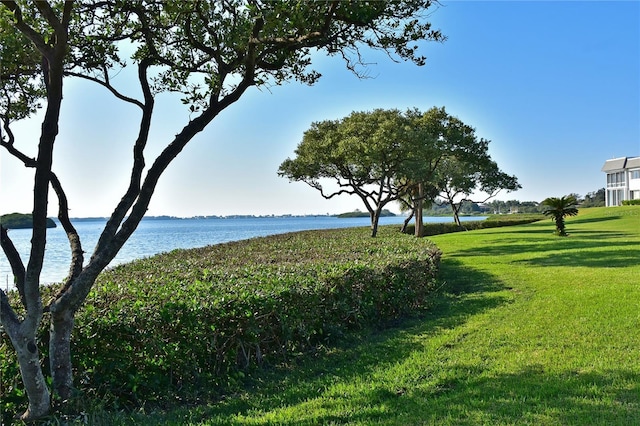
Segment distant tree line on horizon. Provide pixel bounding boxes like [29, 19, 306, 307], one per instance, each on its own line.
[418, 188, 605, 216]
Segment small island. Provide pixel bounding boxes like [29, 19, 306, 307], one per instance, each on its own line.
[0, 213, 57, 229]
[336, 209, 397, 218]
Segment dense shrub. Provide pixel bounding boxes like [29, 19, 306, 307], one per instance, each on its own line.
[1, 226, 440, 413]
[622, 199, 640, 206]
[403, 216, 543, 236]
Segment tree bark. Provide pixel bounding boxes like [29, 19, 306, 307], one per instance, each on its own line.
[414, 183, 425, 237]
[401, 209, 414, 233]
[370, 208, 382, 237]
[9, 330, 51, 421]
[49, 309, 75, 400]
[452, 205, 462, 226]
[0, 2, 70, 417]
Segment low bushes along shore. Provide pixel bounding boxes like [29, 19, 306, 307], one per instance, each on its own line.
[2, 226, 441, 416]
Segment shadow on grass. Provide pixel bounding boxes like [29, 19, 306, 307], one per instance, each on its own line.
[490, 229, 629, 239]
[519, 248, 640, 268]
[452, 236, 638, 262]
[334, 366, 640, 426]
[180, 259, 640, 425]
[569, 215, 622, 224]
[422, 366, 638, 425]
[177, 258, 510, 424]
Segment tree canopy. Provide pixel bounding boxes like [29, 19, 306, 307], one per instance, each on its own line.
[280, 106, 520, 236]
[279, 108, 430, 237]
[0, 0, 444, 420]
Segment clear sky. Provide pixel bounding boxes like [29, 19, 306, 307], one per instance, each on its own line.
[1, 1, 639, 218]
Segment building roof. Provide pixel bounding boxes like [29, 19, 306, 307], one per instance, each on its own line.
[627, 157, 640, 169]
[602, 157, 628, 172]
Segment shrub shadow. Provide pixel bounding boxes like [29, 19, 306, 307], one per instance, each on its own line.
[189, 258, 511, 422]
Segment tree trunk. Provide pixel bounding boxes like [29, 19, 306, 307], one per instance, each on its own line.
[370, 209, 381, 237]
[11, 331, 51, 420]
[401, 209, 414, 233]
[452, 203, 462, 226]
[50, 309, 75, 400]
[555, 216, 565, 235]
[414, 183, 425, 237]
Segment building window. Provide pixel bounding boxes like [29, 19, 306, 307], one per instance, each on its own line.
[631, 190, 640, 200]
[607, 189, 626, 206]
[607, 172, 626, 187]
[631, 170, 640, 180]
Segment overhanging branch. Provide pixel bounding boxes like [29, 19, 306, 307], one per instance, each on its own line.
[64, 71, 144, 108]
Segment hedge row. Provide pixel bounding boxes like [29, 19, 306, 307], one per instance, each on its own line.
[404, 216, 543, 236]
[622, 199, 640, 206]
[1, 227, 441, 413]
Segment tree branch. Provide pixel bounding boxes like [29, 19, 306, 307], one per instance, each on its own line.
[48, 172, 83, 302]
[94, 59, 153, 257]
[34, 1, 63, 32]
[0, 287, 21, 333]
[0, 137, 38, 167]
[1, 1, 53, 60]
[64, 71, 144, 108]
[0, 225, 26, 307]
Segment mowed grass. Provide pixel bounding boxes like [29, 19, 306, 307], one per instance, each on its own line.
[94, 207, 640, 425]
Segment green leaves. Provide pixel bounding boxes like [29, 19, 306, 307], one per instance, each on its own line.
[541, 195, 579, 236]
[0, 13, 45, 126]
[3, 0, 444, 120]
[1, 227, 442, 410]
[278, 108, 427, 235]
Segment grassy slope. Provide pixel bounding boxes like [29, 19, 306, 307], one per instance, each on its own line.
[105, 207, 640, 425]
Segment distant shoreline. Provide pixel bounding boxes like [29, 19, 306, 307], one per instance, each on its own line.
[0, 213, 57, 229]
[63, 212, 406, 222]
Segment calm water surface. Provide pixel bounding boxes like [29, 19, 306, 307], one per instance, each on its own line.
[1, 215, 483, 289]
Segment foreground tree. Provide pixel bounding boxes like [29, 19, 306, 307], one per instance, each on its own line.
[0, 1, 445, 419]
[541, 195, 579, 236]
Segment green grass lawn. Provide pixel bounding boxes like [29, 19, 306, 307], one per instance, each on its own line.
[79, 207, 640, 425]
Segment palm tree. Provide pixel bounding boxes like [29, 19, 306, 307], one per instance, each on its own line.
[541, 195, 579, 236]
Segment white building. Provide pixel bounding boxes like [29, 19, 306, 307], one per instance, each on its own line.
[601, 156, 640, 206]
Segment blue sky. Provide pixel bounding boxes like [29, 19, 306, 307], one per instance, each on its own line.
[1, 1, 639, 217]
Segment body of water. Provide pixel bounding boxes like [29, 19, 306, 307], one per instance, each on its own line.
[1, 215, 484, 289]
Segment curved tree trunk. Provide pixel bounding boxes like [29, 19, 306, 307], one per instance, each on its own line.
[401, 209, 414, 233]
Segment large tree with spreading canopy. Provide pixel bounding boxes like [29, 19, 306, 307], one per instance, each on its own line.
[278, 108, 435, 237]
[398, 107, 520, 231]
[0, 0, 445, 419]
